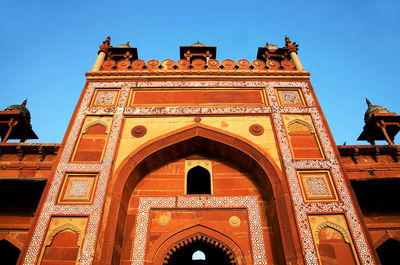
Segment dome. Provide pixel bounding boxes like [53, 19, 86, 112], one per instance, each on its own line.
[117, 41, 130, 48]
[5, 99, 31, 122]
[192, 41, 205, 47]
[364, 98, 390, 123]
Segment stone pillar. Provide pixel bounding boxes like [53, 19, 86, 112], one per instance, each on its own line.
[92, 51, 107, 71]
[285, 36, 304, 71]
[289, 51, 304, 71]
[92, 37, 111, 72]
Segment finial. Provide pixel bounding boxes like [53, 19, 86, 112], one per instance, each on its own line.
[99, 36, 111, 54]
[366, 98, 372, 106]
[22, 99, 27, 106]
[285, 36, 291, 45]
[285, 36, 299, 53]
[191, 41, 205, 47]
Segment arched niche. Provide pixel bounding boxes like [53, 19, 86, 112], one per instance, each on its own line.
[287, 119, 323, 159]
[40, 223, 83, 264]
[96, 124, 301, 265]
[316, 225, 357, 265]
[73, 122, 108, 162]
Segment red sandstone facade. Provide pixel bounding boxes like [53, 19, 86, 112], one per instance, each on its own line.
[1, 37, 398, 265]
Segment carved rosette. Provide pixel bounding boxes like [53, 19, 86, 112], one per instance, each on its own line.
[249, 124, 264, 136]
[131, 125, 147, 138]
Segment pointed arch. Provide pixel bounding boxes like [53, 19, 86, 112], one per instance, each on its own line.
[287, 118, 323, 159]
[287, 119, 315, 133]
[45, 223, 83, 246]
[96, 123, 301, 265]
[82, 120, 109, 134]
[316, 222, 358, 265]
[315, 221, 351, 244]
[151, 225, 243, 265]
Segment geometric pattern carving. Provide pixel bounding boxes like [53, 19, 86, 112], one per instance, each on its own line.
[298, 171, 337, 201]
[276, 89, 304, 106]
[67, 179, 91, 197]
[91, 89, 119, 107]
[306, 177, 330, 196]
[58, 174, 97, 204]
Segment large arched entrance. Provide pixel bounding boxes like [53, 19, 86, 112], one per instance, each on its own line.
[96, 124, 301, 265]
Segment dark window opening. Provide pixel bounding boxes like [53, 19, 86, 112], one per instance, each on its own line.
[0, 239, 21, 265]
[377, 238, 400, 265]
[186, 166, 211, 194]
[350, 179, 400, 216]
[0, 178, 46, 216]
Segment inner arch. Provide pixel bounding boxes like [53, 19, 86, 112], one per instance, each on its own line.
[164, 234, 236, 265]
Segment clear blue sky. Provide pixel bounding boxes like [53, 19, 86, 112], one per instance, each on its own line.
[1, 0, 400, 145]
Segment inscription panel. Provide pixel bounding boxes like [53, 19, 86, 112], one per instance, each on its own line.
[130, 88, 266, 106]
